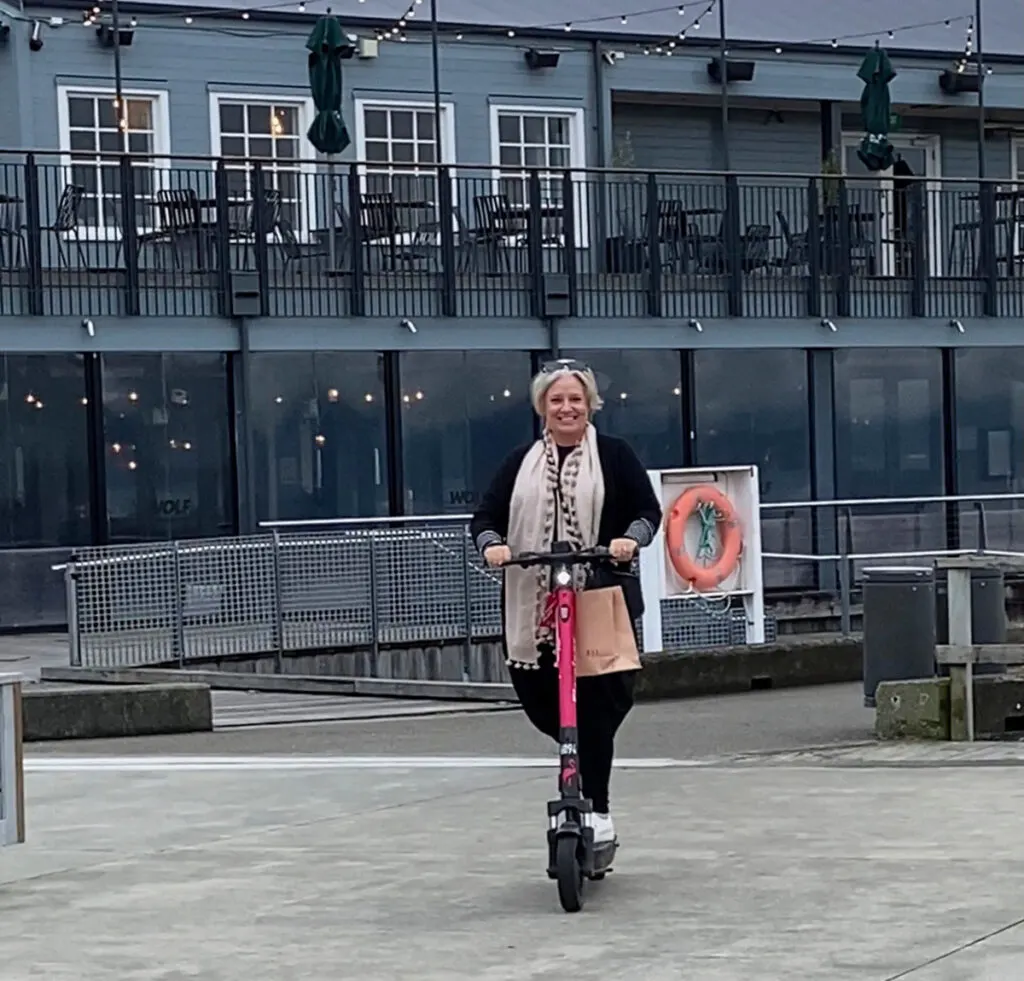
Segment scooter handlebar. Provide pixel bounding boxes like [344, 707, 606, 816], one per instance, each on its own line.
[504, 546, 615, 569]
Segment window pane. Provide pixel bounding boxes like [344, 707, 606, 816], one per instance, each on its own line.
[0, 354, 90, 547]
[127, 132, 150, 154]
[562, 350, 683, 469]
[548, 116, 570, 145]
[400, 351, 534, 514]
[390, 111, 414, 140]
[99, 130, 122, 154]
[219, 103, 245, 133]
[250, 353, 389, 521]
[522, 115, 546, 144]
[274, 106, 297, 135]
[221, 136, 246, 158]
[101, 353, 235, 542]
[365, 141, 390, 163]
[125, 99, 152, 131]
[416, 111, 435, 141]
[247, 104, 272, 134]
[497, 114, 520, 143]
[499, 146, 522, 168]
[68, 130, 96, 153]
[97, 99, 117, 130]
[364, 109, 389, 139]
[392, 141, 414, 163]
[834, 349, 945, 559]
[693, 350, 813, 589]
[67, 97, 96, 129]
[249, 137, 273, 159]
[954, 348, 1024, 549]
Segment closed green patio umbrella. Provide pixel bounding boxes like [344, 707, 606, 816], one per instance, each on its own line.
[856, 43, 896, 172]
[306, 12, 351, 155]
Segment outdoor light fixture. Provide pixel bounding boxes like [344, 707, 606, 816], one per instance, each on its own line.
[949, 318, 965, 334]
[399, 318, 417, 333]
[81, 317, 95, 337]
[707, 57, 755, 83]
[28, 20, 43, 50]
[688, 318, 703, 332]
[0, 21, 10, 43]
[339, 31, 358, 58]
[939, 68, 979, 94]
[524, 48, 560, 70]
[821, 317, 837, 332]
[96, 20, 134, 46]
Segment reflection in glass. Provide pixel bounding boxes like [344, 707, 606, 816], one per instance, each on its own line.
[101, 353, 235, 542]
[0, 354, 90, 546]
[562, 350, 684, 470]
[954, 349, 1024, 550]
[399, 351, 533, 514]
[693, 350, 813, 589]
[834, 348, 945, 562]
[250, 353, 389, 521]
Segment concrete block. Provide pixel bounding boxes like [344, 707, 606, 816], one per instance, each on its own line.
[875, 679, 950, 740]
[635, 636, 862, 701]
[21, 683, 213, 742]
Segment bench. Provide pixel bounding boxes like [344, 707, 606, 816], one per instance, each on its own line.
[934, 556, 1024, 742]
[0, 672, 25, 846]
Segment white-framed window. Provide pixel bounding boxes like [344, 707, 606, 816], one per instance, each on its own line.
[209, 93, 317, 240]
[354, 99, 456, 205]
[56, 86, 171, 239]
[488, 104, 588, 247]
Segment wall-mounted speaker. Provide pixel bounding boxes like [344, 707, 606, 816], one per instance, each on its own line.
[525, 48, 560, 70]
[707, 57, 755, 83]
[939, 69, 980, 94]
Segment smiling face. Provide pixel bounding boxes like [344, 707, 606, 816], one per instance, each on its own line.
[544, 373, 589, 444]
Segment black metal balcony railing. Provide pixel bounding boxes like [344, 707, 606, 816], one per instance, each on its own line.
[1, 150, 1023, 320]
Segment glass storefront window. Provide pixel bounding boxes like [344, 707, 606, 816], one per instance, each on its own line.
[399, 351, 534, 514]
[0, 354, 90, 546]
[834, 348, 945, 559]
[250, 352, 389, 521]
[693, 350, 813, 589]
[102, 353, 235, 541]
[954, 348, 1024, 550]
[562, 350, 685, 469]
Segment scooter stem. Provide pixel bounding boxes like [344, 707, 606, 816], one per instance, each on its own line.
[554, 574, 579, 798]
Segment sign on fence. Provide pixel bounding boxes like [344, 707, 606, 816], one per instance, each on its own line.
[639, 465, 766, 653]
[0, 673, 25, 846]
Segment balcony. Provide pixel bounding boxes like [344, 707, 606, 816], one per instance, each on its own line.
[1, 151, 1023, 321]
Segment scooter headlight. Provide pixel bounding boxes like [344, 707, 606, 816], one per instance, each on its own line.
[554, 569, 572, 587]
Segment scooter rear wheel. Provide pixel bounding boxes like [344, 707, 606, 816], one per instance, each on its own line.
[555, 836, 584, 913]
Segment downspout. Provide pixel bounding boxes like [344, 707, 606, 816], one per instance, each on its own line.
[592, 38, 610, 267]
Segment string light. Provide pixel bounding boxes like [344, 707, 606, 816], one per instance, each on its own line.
[641, 0, 714, 57]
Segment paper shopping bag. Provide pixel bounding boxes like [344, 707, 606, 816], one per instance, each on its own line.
[574, 586, 642, 677]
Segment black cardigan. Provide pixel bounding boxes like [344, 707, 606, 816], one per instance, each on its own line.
[469, 433, 663, 556]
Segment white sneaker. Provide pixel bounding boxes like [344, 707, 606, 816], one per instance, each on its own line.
[592, 812, 616, 845]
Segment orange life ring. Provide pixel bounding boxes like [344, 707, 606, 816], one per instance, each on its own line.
[664, 484, 743, 591]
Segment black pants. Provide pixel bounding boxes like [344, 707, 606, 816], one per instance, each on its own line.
[508, 647, 636, 813]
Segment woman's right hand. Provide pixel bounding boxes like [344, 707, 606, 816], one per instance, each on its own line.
[483, 544, 512, 568]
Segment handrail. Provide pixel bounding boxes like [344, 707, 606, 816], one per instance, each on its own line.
[760, 492, 1024, 510]
[0, 151, 1010, 185]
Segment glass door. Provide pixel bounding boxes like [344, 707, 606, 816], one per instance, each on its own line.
[841, 135, 941, 277]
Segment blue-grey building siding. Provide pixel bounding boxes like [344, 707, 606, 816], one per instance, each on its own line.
[0, 0, 1023, 633]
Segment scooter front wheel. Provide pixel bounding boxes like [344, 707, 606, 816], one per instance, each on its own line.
[554, 835, 584, 912]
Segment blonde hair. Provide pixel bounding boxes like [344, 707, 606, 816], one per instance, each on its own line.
[529, 365, 604, 417]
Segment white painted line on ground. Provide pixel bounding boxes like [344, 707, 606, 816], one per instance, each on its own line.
[24, 755, 710, 773]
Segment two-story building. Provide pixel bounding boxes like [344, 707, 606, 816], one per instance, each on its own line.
[0, 0, 1023, 630]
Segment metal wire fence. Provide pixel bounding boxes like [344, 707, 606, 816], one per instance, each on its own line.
[62, 519, 778, 672]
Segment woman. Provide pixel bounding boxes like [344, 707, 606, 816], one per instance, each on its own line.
[470, 358, 662, 846]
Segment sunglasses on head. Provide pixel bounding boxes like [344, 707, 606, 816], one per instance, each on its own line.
[540, 358, 591, 375]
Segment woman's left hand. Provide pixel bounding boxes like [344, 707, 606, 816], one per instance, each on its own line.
[608, 537, 638, 562]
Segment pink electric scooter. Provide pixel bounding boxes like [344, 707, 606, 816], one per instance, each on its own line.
[506, 540, 618, 913]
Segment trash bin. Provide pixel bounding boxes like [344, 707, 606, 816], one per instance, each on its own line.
[936, 566, 1006, 676]
[862, 566, 936, 708]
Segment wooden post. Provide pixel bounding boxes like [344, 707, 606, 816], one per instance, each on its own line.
[0, 673, 25, 846]
[947, 567, 974, 742]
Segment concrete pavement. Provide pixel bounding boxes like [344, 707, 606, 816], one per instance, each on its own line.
[4, 685, 1024, 979]
[5, 744, 1024, 980]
